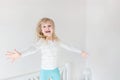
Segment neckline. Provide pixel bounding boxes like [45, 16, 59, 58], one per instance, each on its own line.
[47, 40, 54, 43]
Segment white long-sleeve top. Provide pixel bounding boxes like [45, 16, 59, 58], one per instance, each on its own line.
[20, 39, 82, 70]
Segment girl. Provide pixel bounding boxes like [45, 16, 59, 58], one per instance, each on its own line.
[6, 17, 88, 80]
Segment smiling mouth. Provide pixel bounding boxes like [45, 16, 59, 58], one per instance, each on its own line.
[45, 31, 51, 33]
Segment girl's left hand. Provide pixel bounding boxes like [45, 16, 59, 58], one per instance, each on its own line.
[81, 51, 88, 59]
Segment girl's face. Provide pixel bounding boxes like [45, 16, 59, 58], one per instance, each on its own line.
[41, 21, 54, 37]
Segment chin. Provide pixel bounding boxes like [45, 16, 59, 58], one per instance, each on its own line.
[45, 34, 52, 37]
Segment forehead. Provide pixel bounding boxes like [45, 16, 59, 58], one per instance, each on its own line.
[41, 21, 53, 26]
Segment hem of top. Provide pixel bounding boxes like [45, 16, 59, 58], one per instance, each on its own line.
[40, 67, 58, 70]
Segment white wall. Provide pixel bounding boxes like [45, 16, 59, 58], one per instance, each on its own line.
[1, 0, 120, 80]
[86, 0, 120, 80]
[0, 0, 86, 80]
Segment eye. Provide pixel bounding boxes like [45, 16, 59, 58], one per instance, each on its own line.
[43, 26, 46, 28]
[48, 25, 51, 27]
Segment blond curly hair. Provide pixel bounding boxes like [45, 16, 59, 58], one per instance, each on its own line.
[36, 17, 59, 41]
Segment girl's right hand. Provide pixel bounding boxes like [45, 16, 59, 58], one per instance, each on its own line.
[6, 49, 21, 63]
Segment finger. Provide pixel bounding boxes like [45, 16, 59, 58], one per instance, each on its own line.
[14, 49, 18, 52]
[5, 53, 13, 56]
[5, 53, 11, 55]
[7, 51, 13, 53]
[6, 53, 14, 58]
[14, 49, 20, 54]
[7, 51, 16, 54]
[5, 54, 12, 57]
[11, 58, 15, 63]
[11, 59, 14, 63]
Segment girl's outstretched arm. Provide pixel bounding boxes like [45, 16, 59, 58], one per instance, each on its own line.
[58, 40, 88, 58]
[6, 40, 41, 62]
[19, 41, 41, 57]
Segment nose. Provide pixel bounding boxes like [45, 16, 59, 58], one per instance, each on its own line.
[46, 26, 50, 30]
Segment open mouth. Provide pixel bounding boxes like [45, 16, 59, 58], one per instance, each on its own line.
[45, 31, 51, 33]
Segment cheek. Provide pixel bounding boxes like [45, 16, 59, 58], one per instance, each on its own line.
[50, 27, 54, 32]
[41, 28, 45, 33]
[50, 29, 53, 34]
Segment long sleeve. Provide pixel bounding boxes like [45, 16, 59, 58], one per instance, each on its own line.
[58, 40, 82, 54]
[19, 40, 41, 58]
